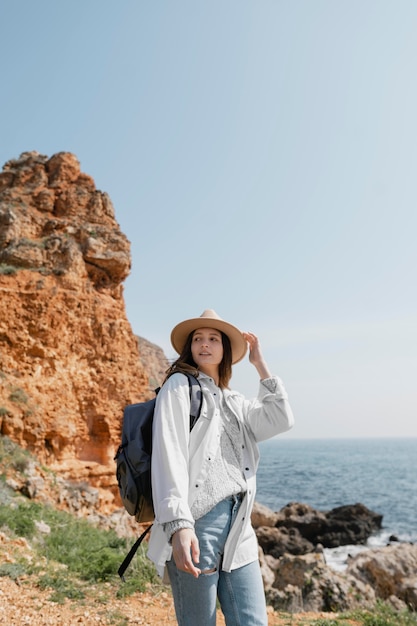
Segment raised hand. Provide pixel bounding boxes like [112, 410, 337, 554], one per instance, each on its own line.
[242, 332, 272, 380]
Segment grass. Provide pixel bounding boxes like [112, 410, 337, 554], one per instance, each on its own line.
[0, 263, 17, 275]
[346, 602, 417, 625]
[0, 260, 52, 277]
[0, 499, 158, 598]
[0, 436, 159, 604]
[18, 237, 48, 249]
[0, 435, 32, 473]
[8, 386, 29, 404]
[274, 604, 417, 625]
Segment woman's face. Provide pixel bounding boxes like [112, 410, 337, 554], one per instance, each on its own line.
[191, 327, 224, 372]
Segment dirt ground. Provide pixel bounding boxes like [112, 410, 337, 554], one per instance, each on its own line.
[0, 576, 362, 626]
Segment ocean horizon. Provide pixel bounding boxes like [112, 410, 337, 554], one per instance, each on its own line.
[256, 436, 417, 570]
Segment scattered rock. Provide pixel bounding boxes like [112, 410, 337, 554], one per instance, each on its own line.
[34, 520, 51, 534]
[265, 552, 375, 613]
[347, 543, 417, 610]
[256, 525, 314, 558]
[251, 501, 280, 528]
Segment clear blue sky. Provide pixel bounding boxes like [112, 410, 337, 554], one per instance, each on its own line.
[1, 1, 416, 438]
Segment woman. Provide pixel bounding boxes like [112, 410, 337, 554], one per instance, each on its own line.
[147, 309, 294, 626]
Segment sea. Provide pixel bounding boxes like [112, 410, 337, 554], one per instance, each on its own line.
[256, 437, 417, 571]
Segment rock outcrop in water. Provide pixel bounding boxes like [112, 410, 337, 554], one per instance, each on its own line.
[251, 501, 413, 613]
[253, 501, 382, 557]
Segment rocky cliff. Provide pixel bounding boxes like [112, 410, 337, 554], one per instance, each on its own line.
[137, 336, 169, 394]
[0, 151, 162, 510]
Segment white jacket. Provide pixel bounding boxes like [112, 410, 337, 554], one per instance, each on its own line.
[147, 372, 294, 576]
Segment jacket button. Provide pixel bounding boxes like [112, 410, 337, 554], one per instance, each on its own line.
[245, 467, 249, 471]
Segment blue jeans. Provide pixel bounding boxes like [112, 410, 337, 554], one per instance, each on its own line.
[166, 495, 267, 626]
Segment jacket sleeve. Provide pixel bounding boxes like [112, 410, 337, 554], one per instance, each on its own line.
[237, 375, 294, 442]
[151, 373, 195, 525]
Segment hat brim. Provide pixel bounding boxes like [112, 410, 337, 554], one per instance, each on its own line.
[171, 317, 247, 364]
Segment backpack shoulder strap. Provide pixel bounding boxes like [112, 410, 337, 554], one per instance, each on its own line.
[118, 523, 152, 581]
[162, 371, 203, 431]
[184, 373, 203, 431]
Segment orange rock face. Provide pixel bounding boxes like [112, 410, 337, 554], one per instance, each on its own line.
[0, 151, 151, 509]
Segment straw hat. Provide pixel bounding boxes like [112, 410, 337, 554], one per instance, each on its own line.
[170, 309, 248, 364]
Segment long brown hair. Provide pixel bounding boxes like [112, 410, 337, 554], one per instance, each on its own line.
[164, 330, 233, 389]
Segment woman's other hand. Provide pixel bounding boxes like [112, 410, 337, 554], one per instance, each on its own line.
[171, 528, 201, 578]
